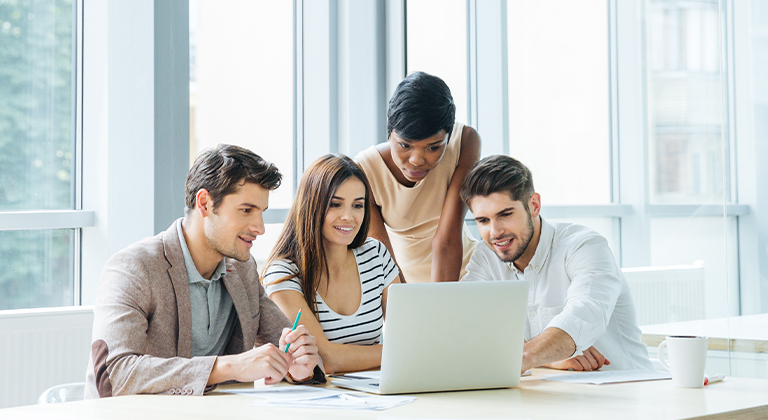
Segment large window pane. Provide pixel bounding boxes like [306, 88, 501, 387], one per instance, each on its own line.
[406, 0, 468, 124]
[0, 0, 76, 311]
[507, 0, 611, 205]
[190, 0, 294, 208]
[746, 1, 768, 318]
[0, 229, 74, 310]
[641, 216, 744, 377]
[646, 0, 724, 204]
[0, 0, 74, 211]
[648, 216, 738, 321]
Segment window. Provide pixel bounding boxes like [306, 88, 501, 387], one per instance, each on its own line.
[0, 0, 78, 310]
[189, 0, 294, 209]
[503, 0, 618, 257]
[646, 0, 724, 204]
[641, 0, 735, 322]
[507, 0, 611, 206]
[406, 0, 468, 124]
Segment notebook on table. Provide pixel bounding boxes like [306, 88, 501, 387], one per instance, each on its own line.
[332, 280, 529, 395]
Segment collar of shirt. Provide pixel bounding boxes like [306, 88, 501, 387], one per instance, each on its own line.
[176, 219, 227, 285]
[507, 217, 555, 275]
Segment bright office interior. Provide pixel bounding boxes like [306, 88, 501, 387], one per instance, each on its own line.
[1, 0, 767, 410]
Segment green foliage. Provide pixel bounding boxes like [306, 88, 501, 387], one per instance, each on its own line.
[0, 0, 74, 310]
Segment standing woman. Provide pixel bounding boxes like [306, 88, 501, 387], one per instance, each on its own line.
[355, 71, 481, 283]
[262, 155, 400, 374]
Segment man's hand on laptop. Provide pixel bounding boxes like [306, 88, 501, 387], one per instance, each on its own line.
[280, 325, 320, 381]
[546, 346, 610, 371]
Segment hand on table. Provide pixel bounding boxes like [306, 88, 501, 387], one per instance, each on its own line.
[546, 346, 610, 371]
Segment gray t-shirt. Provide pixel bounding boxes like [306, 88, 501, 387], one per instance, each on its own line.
[176, 219, 237, 357]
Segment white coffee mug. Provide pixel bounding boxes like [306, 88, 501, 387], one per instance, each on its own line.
[657, 335, 708, 388]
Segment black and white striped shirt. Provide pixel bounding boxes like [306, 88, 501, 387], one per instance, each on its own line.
[263, 238, 399, 345]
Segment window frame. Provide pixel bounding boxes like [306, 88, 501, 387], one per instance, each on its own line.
[6, 0, 765, 318]
[0, 0, 92, 308]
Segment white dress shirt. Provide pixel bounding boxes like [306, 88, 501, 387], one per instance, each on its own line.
[462, 218, 652, 370]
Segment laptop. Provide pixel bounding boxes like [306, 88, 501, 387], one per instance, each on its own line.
[332, 280, 529, 394]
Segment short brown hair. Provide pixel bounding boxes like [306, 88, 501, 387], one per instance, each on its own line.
[460, 155, 535, 210]
[185, 144, 282, 212]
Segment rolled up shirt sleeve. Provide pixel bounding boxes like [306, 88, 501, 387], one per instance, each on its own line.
[545, 233, 622, 354]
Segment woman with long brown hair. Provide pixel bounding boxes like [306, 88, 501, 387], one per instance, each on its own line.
[262, 154, 400, 374]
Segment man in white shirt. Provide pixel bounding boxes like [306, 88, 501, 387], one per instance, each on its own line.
[460, 155, 652, 372]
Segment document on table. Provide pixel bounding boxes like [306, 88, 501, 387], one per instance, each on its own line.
[543, 369, 672, 385]
[222, 385, 414, 410]
[329, 370, 381, 380]
[219, 385, 346, 399]
[250, 392, 415, 410]
[377, 418, 532, 420]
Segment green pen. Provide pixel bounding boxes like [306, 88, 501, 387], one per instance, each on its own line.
[284, 308, 302, 353]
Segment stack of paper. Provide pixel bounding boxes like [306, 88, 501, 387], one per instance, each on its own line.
[220, 385, 414, 411]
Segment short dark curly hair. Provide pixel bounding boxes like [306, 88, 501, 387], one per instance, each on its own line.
[387, 71, 455, 140]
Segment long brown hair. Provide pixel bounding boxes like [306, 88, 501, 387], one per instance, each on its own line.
[264, 154, 372, 314]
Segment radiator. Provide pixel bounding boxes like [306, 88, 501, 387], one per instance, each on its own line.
[622, 264, 706, 326]
[0, 306, 93, 409]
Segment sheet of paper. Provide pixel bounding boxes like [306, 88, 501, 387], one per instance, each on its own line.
[223, 383, 414, 411]
[330, 370, 381, 380]
[218, 385, 345, 400]
[377, 418, 532, 420]
[250, 393, 415, 411]
[543, 369, 672, 385]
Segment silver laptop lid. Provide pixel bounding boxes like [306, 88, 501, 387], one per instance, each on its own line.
[379, 281, 528, 394]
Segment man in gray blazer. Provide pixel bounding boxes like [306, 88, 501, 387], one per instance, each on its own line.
[85, 144, 322, 398]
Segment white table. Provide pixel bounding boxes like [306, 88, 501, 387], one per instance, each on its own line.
[3, 368, 768, 419]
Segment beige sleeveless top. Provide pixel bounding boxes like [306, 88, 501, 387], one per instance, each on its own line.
[355, 122, 478, 283]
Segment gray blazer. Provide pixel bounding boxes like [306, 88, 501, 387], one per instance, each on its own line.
[85, 221, 291, 398]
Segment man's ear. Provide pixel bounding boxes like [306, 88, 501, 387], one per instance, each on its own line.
[195, 189, 213, 217]
[529, 192, 541, 218]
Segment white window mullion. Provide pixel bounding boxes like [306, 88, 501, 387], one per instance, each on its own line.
[608, 0, 623, 262]
[468, 0, 508, 157]
[80, 0, 189, 305]
[300, 0, 338, 169]
[337, 0, 388, 156]
[385, 0, 406, 100]
[73, 0, 85, 306]
[731, 0, 768, 315]
[615, 0, 652, 268]
[294, 0, 305, 193]
[0, 211, 95, 231]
